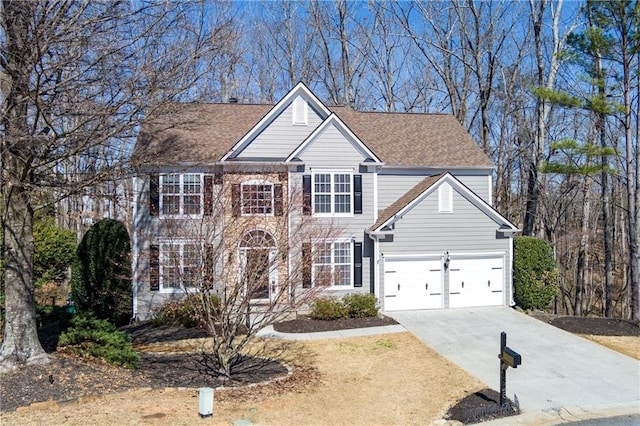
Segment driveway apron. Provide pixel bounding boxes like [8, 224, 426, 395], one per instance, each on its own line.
[390, 307, 640, 413]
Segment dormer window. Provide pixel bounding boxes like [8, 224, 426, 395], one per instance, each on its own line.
[292, 97, 308, 125]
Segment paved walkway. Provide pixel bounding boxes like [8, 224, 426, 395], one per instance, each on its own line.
[256, 323, 405, 340]
[390, 307, 640, 418]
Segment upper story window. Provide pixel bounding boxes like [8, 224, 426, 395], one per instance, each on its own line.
[160, 174, 202, 216]
[313, 172, 352, 215]
[242, 180, 273, 215]
[160, 241, 201, 292]
[438, 183, 453, 213]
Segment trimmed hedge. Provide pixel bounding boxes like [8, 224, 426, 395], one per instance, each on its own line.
[513, 236, 558, 310]
[310, 293, 379, 320]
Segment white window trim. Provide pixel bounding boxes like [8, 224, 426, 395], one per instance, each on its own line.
[311, 170, 354, 218]
[159, 240, 203, 293]
[159, 173, 204, 218]
[438, 183, 453, 213]
[292, 97, 308, 125]
[311, 238, 353, 288]
[240, 179, 274, 217]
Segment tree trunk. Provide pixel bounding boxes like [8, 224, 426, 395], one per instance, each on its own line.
[0, 182, 49, 371]
[0, 0, 49, 371]
[574, 177, 591, 317]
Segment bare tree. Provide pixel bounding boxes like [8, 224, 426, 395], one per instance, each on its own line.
[150, 168, 341, 379]
[0, 0, 231, 371]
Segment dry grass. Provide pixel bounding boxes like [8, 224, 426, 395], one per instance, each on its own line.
[0, 332, 483, 425]
[579, 334, 640, 360]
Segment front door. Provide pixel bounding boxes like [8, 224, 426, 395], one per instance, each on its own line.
[245, 249, 271, 300]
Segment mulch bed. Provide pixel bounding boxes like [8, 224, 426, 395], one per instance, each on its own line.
[445, 388, 519, 424]
[273, 314, 398, 333]
[529, 312, 640, 336]
[1, 312, 637, 415]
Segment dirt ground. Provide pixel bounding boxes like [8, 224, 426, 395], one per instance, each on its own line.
[0, 332, 485, 425]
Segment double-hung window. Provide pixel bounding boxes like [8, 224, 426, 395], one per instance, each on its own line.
[312, 240, 352, 287]
[313, 172, 352, 215]
[242, 180, 273, 215]
[160, 174, 202, 216]
[160, 242, 202, 292]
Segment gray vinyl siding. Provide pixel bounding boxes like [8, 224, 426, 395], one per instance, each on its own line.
[289, 167, 375, 296]
[377, 172, 491, 210]
[237, 101, 324, 159]
[381, 187, 508, 254]
[132, 174, 228, 320]
[377, 185, 512, 309]
[298, 126, 367, 168]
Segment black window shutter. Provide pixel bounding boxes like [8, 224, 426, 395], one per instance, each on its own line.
[354, 174, 362, 215]
[353, 241, 363, 287]
[149, 174, 159, 216]
[213, 172, 223, 185]
[274, 184, 283, 216]
[149, 244, 160, 291]
[302, 175, 312, 215]
[204, 243, 214, 289]
[204, 175, 213, 216]
[302, 242, 311, 288]
[231, 183, 241, 217]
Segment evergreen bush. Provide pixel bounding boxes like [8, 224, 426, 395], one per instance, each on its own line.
[33, 216, 76, 288]
[513, 236, 558, 310]
[343, 293, 378, 318]
[71, 219, 132, 326]
[58, 314, 139, 369]
[309, 297, 349, 320]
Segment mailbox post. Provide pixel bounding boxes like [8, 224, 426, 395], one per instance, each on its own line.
[498, 332, 521, 406]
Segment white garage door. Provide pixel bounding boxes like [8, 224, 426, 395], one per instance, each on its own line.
[384, 258, 442, 311]
[449, 257, 504, 308]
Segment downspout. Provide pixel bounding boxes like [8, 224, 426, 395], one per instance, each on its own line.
[131, 176, 139, 321]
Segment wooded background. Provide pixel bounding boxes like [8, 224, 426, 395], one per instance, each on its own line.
[2, 0, 638, 321]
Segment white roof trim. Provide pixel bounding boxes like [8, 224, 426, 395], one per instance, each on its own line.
[221, 82, 331, 161]
[285, 113, 382, 163]
[371, 172, 519, 233]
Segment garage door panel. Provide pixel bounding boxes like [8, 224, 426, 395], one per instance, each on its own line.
[449, 257, 504, 308]
[384, 259, 442, 311]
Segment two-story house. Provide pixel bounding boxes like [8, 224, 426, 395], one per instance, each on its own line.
[131, 83, 518, 320]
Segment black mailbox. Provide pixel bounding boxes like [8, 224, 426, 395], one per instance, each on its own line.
[501, 346, 521, 368]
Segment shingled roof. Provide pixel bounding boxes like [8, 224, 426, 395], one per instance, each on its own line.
[133, 103, 493, 168]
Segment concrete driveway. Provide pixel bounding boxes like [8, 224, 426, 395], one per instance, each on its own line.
[390, 307, 640, 416]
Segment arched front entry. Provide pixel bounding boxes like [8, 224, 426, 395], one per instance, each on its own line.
[239, 230, 277, 301]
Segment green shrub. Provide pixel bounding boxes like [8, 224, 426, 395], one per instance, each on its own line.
[309, 297, 349, 320]
[71, 219, 132, 326]
[33, 216, 77, 288]
[152, 294, 221, 328]
[343, 293, 378, 318]
[513, 236, 558, 311]
[58, 314, 139, 369]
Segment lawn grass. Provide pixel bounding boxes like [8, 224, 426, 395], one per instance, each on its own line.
[0, 332, 484, 425]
